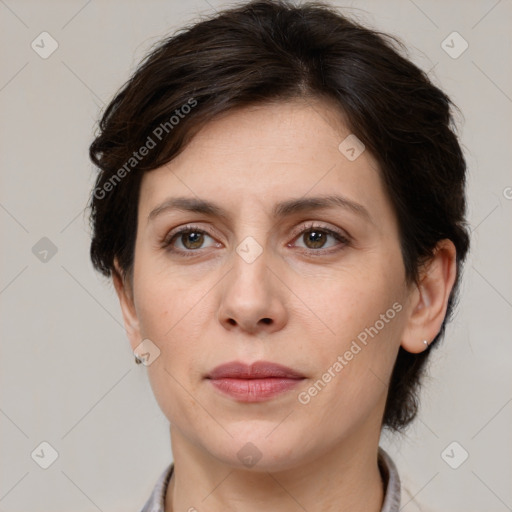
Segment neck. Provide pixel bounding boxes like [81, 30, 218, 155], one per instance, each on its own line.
[164, 426, 385, 512]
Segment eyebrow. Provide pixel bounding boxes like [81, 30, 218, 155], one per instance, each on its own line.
[147, 194, 372, 224]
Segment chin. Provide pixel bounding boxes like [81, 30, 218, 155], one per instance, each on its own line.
[202, 428, 309, 472]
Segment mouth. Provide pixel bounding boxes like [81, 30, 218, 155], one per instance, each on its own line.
[206, 361, 305, 402]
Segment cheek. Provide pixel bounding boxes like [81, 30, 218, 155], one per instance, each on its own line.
[133, 265, 214, 380]
[135, 272, 207, 426]
[293, 262, 406, 401]
[292, 259, 404, 340]
[134, 261, 194, 339]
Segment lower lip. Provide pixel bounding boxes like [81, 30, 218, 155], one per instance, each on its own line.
[208, 377, 303, 402]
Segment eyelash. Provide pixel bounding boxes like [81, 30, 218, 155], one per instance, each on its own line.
[161, 222, 351, 257]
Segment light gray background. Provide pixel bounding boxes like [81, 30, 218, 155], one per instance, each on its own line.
[1, 0, 511, 511]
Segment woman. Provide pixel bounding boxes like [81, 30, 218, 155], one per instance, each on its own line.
[88, 1, 470, 510]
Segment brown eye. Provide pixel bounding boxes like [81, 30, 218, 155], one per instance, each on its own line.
[162, 225, 219, 256]
[302, 229, 329, 249]
[179, 230, 205, 250]
[291, 223, 350, 255]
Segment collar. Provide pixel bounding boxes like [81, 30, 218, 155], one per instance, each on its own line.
[140, 446, 401, 512]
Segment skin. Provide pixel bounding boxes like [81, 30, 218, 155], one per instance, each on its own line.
[113, 98, 456, 512]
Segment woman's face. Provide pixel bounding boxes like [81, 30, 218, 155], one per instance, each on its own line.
[123, 99, 416, 470]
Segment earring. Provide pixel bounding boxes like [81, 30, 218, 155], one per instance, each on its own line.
[134, 355, 142, 364]
[423, 339, 429, 348]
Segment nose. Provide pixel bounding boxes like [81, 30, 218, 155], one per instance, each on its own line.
[217, 247, 288, 335]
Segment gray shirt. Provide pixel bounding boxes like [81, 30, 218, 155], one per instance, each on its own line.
[140, 447, 401, 512]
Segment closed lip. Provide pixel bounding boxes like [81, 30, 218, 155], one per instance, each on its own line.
[206, 361, 305, 380]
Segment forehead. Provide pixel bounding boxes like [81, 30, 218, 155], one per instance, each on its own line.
[138, 99, 389, 222]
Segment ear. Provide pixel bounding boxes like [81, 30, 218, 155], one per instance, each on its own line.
[401, 239, 457, 354]
[112, 258, 141, 353]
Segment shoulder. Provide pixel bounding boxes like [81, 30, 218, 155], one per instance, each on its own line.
[379, 447, 401, 512]
[139, 463, 174, 512]
[380, 449, 434, 512]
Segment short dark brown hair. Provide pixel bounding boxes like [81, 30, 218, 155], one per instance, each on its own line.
[88, 0, 470, 431]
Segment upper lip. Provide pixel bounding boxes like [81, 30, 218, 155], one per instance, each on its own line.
[206, 361, 305, 380]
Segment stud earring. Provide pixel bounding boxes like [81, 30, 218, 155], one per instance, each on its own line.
[423, 339, 429, 348]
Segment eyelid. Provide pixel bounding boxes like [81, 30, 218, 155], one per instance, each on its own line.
[161, 221, 351, 254]
[162, 223, 218, 246]
[288, 221, 350, 243]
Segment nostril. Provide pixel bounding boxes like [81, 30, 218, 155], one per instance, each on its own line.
[261, 318, 272, 325]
